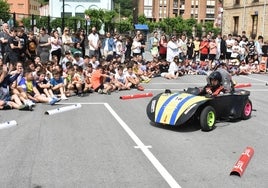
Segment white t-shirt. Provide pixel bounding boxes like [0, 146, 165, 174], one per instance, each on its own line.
[166, 40, 180, 62]
[226, 39, 235, 53]
[88, 33, 99, 51]
[168, 61, 178, 75]
[132, 40, 141, 54]
[115, 73, 127, 84]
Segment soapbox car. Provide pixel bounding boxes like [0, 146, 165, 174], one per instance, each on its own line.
[146, 70, 252, 131]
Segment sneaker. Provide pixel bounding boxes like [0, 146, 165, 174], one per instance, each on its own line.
[61, 95, 68, 100]
[49, 98, 58, 105]
[137, 85, 144, 91]
[53, 97, 61, 102]
[103, 90, 111, 95]
[98, 89, 103, 94]
[19, 104, 33, 111]
[144, 78, 151, 83]
[78, 92, 84, 97]
[3, 104, 12, 110]
[25, 100, 35, 107]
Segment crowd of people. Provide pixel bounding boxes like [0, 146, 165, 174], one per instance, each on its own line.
[0, 22, 267, 111]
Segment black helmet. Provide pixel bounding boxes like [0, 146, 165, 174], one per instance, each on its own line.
[209, 71, 222, 83]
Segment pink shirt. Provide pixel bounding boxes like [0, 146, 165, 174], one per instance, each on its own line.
[209, 41, 217, 55]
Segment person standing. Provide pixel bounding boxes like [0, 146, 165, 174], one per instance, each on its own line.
[26, 31, 38, 62]
[7, 28, 22, 71]
[149, 31, 159, 58]
[0, 23, 10, 63]
[102, 32, 114, 58]
[88, 27, 100, 59]
[159, 34, 167, 60]
[124, 36, 132, 61]
[199, 36, 210, 68]
[62, 27, 74, 55]
[166, 35, 180, 63]
[50, 30, 62, 64]
[37, 27, 51, 63]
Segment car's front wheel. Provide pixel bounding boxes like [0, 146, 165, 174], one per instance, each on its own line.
[200, 106, 216, 131]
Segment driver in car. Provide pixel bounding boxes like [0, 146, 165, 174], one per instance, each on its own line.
[200, 71, 226, 96]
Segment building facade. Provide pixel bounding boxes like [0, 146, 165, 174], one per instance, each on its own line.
[49, 0, 114, 18]
[222, 0, 268, 39]
[8, 0, 41, 19]
[138, 0, 220, 23]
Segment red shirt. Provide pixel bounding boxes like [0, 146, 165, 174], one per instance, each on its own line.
[199, 41, 209, 54]
[91, 70, 103, 89]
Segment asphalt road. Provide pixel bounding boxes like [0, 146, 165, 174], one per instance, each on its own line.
[0, 73, 268, 188]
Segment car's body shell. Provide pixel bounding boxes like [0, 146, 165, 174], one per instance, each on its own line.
[147, 88, 251, 126]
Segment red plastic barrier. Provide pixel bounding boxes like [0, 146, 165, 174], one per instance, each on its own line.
[120, 92, 153, 100]
[230, 146, 254, 177]
[234, 83, 252, 88]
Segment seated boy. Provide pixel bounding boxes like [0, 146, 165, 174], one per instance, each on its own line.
[17, 69, 59, 105]
[36, 69, 60, 101]
[50, 69, 68, 100]
[125, 64, 144, 91]
[199, 71, 226, 96]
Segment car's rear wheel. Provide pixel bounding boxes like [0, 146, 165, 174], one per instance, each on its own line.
[241, 99, 252, 120]
[200, 106, 216, 131]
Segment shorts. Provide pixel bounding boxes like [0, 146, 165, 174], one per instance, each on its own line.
[200, 53, 208, 61]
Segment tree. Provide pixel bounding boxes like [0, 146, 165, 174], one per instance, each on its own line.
[84, 9, 116, 32]
[114, 0, 132, 17]
[0, 0, 11, 23]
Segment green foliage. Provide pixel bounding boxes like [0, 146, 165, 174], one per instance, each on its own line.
[84, 9, 116, 32]
[50, 18, 63, 30]
[0, 0, 11, 22]
[116, 19, 132, 34]
[114, 0, 132, 17]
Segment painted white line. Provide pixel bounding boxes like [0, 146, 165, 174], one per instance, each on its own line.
[104, 103, 181, 188]
[134, 145, 152, 149]
[240, 75, 268, 83]
[58, 102, 105, 105]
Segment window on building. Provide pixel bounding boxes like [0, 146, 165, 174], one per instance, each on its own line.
[144, 0, 152, 6]
[61, 12, 72, 18]
[144, 8, 152, 18]
[75, 13, 84, 18]
[207, 0, 215, 6]
[251, 15, 258, 38]
[18, 3, 24, 9]
[234, 0, 240, 5]
[233, 16, 239, 35]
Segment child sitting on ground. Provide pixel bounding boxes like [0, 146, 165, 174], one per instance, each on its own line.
[50, 69, 68, 100]
[17, 69, 59, 105]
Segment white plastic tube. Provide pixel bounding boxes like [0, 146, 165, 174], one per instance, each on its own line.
[0, 120, 18, 130]
[45, 103, 82, 115]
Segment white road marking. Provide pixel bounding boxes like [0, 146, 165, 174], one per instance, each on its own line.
[104, 103, 182, 188]
[134, 145, 152, 149]
[56, 102, 182, 187]
[240, 75, 268, 83]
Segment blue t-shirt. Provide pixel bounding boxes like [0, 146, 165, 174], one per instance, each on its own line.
[50, 77, 64, 86]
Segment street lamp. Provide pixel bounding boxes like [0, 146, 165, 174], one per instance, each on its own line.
[192, 25, 196, 38]
[62, 0, 65, 32]
[220, 7, 224, 35]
